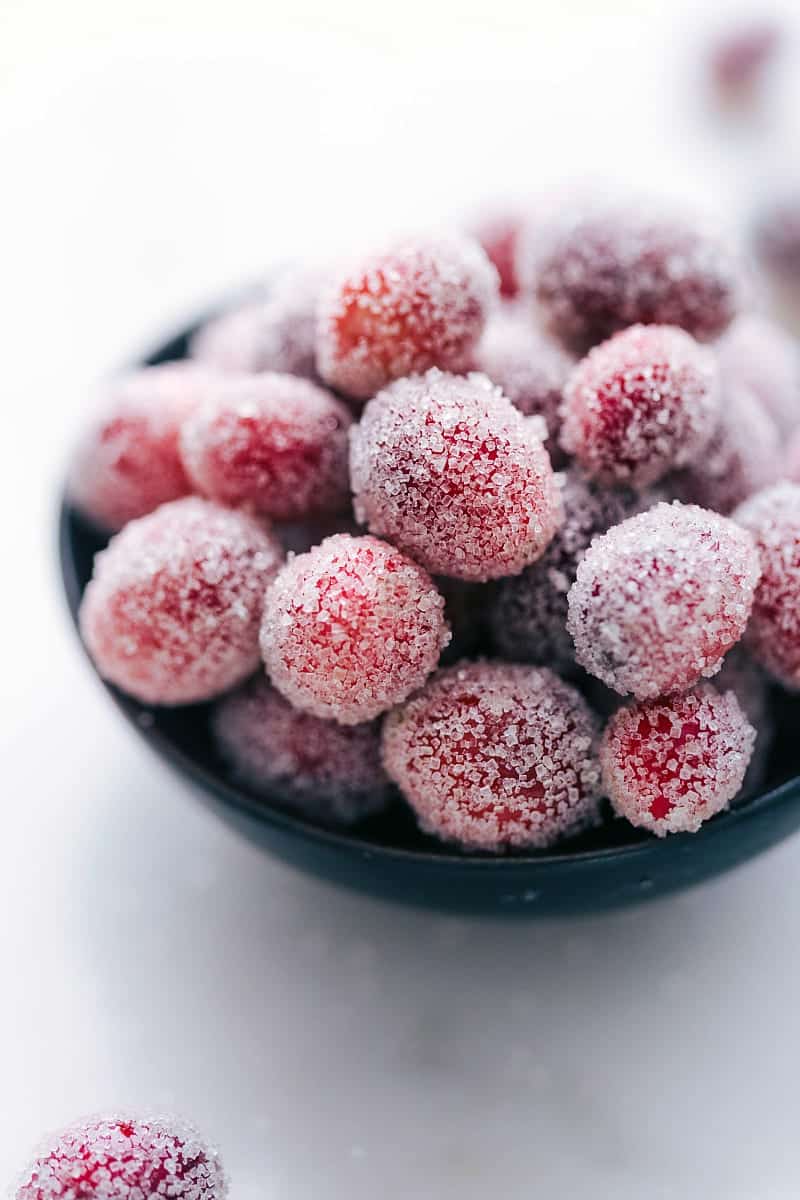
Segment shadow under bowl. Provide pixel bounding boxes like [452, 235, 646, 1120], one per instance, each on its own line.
[58, 308, 800, 915]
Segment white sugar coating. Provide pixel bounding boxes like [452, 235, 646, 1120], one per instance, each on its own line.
[315, 232, 498, 399]
[178, 372, 352, 521]
[560, 324, 720, 489]
[349, 368, 562, 582]
[68, 362, 216, 532]
[671, 383, 779, 514]
[14, 1112, 226, 1200]
[473, 307, 573, 460]
[488, 470, 643, 671]
[190, 269, 321, 379]
[717, 313, 800, 434]
[80, 497, 283, 706]
[600, 685, 756, 836]
[715, 646, 773, 795]
[523, 200, 745, 352]
[212, 676, 392, 825]
[382, 660, 602, 852]
[567, 501, 761, 699]
[735, 482, 800, 689]
[260, 533, 450, 724]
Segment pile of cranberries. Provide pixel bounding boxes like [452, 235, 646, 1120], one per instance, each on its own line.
[71, 198, 800, 849]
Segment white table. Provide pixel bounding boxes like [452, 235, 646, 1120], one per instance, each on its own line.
[3, 3, 800, 1194]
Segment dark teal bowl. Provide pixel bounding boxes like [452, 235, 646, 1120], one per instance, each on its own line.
[58, 311, 800, 915]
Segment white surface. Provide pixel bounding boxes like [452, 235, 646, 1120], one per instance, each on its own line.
[3, 1, 800, 1195]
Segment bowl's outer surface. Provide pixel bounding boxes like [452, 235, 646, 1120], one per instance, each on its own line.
[58, 310, 800, 915]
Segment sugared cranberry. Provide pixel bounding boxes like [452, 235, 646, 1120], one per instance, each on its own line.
[382, 661, 602, 852]
[561, 324, 719, 489]
[600, 685, 755, 836]
[80, 497, 282, 705]
[68, 362, 212, 531]
[179, 372, 351, 521]
[14, 1113, 226, 1200]
[567, 501, 760, 699]
[260, 534, 449, 724]
[212, 676, 392, 825]
[710, 21, 782, 100]
[316, 234, 497, 399]
[735, 482, 800, 689]
[717, 313, 799, 434]
[349, 369, 561, 582]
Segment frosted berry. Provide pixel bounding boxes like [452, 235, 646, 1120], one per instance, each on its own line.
[600, 685, 755, 836]
[191, 269, 320, 379]
[473, 309, 573, 462]
[561, 324, 719, 489]
[212, 677, 392, 825]
[316, 234, 497, 399]
[349, 369, 562, 582]
[260, 534, 449, 724]
[382, 661, 602, 852]
[68, 362, 212, 531]
[488, 471, 641, 670]
[567, 501, 760, 699]
[735, 482, 800, 689]
[14, 1113, 226, 1200]
[717, 313, 799, 434]
[710, 20, 782, 99]
[179, 372, 351, 521]
[528, 203, 744, 352]
[671, 383, 778, 514]
[80, 497, 283, 705]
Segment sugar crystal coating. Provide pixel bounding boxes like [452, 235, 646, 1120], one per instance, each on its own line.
[473, 308, 573, 462]
[488, 470, 642, 670]
[527, 203, 744, 352]
[382, 661, 602, 852]
[735, 482, 800, 689]
[671, 383, 779, 514]
[260, 533, 450, 724]
[190, 269, 321, 379]
[212, 676, 392, 825]
[714, 646, 773, 795]
[561, 324, 720, 489]
[80, 497, 283, 705]
[14, 1113, 226, 1200]
[600, 685, 755, 836]
[349, 369, 562, 582]
[179, 372, 351, 521]
[567, 501, 760, 699]
[316, 233, 498, 399]
[68, 362, 213, 532]
[717, 313, 799, 434]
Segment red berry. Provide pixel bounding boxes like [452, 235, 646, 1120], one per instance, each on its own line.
[600, 685, 755, 836]
[488, 471, 642, 670]
[14, 1113, 226, 1200]
[260, 534, 449, 724]
[212, 676, 392, 825]
[710, 21, 782, 98]
[671, 383, 779, 514]
[179, 372, 351, 521]
[717, 314, 799, 434]
[473, 308, 573, 463]
[567, 501, 761, 699]
[349, 369, 562, 582]
[191, 269, 321, 379]
[382, 661, 602, 852]
[316, 234, 497, 399]
[561, 324, 719, 489]
[735, 482, 800, 689]
[80, 497, 283, 705]
[68, 362, 212, 532]
[528, 203, 744, 352]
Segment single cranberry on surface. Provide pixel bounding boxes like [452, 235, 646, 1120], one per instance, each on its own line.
[316, 233, 498, 399]
[14, 1113, 226, 1200]
[600, 686, 755, 836]
[260, 534, 450, 725]
[382, 660, 602, 852]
